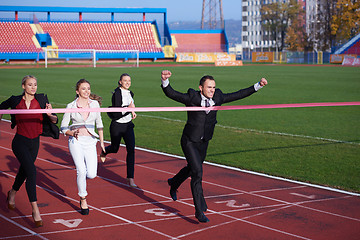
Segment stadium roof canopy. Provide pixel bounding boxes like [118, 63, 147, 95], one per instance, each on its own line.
[0, 6, 166, 13]
[0, 6, 167, 22]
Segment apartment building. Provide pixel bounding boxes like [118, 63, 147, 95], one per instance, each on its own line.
[241, 0, 317, 58]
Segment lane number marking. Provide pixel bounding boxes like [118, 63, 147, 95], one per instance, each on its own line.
[145, 208, 178, 217]
[215, 200, 250, 208]
[290, 193, 316, 199]
[53, 219, 83, 228]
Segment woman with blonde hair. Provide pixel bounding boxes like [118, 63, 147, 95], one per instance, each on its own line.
[1, 75, 58, 227]
[61, 79, 104, 215]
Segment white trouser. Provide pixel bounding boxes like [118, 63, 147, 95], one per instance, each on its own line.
[68, 136, 98, 197]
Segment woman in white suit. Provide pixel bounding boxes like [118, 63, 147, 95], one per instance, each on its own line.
[61, 79, 105, 215]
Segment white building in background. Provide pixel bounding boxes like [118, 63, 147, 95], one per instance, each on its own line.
[241, 0, 318, 59]
[241, 0, 269, 57]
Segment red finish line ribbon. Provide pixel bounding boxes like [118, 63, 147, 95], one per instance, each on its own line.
[0, 102, 359, 115]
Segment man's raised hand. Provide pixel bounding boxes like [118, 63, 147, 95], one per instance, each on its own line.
[161, 70, 172, 81]
[259, 78, 268, 87]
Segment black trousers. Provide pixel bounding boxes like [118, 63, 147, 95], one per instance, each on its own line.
[11, 134, 40, 202]
[104, 121, 135, 178]
[169, 134, 209, 215]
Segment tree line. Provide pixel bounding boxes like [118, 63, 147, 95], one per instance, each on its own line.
[260, 0, 360, 52]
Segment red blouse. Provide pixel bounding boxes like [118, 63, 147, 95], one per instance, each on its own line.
[15, 98, 43, 139]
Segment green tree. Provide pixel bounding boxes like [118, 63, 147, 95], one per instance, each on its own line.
[260, 0, 304, 51]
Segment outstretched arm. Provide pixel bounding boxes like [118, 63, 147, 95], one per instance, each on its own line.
[223, 77, 268, 103]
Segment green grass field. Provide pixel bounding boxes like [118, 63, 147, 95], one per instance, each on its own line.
[1, 65, 359, 192]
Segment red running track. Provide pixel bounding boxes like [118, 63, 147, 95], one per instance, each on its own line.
[0, 120, 359, 240]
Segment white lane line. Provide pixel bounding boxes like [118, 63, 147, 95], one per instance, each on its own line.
[0, 169, 179, 240]
[0, 214, 49, 240]
[1, 122, 359, 240]
[1, 120, 359, 197]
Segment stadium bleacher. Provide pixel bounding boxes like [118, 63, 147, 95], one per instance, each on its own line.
[0, 21, 163, 61]
[172, 32, 227, 53]
[0, 7, 231, 63]
[39, 22, 162, 53]
[0, 22, 39, 53]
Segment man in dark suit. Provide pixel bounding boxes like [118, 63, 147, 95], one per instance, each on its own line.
[161, 70, 268, 223]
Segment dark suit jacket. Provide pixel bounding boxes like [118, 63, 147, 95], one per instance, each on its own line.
[107, 87, 134, 121]
[0, 93, 59, 139]
[162, 83, 256, 142]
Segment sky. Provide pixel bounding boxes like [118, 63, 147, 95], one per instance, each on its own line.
[0, 0, 242, 22]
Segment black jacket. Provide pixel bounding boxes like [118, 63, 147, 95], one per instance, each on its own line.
[0, 93, 59, 139]
[162, 83, 256, 142]
[107, 87, 134, 121]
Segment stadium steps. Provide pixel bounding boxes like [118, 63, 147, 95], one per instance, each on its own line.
[29, 23, 58, 58]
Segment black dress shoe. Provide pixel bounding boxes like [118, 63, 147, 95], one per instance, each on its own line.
[167, 178, 177, 201]
[195, 212, 209, 223]
[80, 198, 89, 215]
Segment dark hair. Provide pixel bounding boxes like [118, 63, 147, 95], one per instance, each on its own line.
[75, 79, 103, 105]
[118, 73, 131, 86]
[199, 75, 215, 87]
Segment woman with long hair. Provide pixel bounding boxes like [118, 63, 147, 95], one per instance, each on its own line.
[100, 73, 137, 187]
[61, 79, 104, 215]
[1, 75, 58, 227]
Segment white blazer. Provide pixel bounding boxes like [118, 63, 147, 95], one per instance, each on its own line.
[61, 98, 104, 138]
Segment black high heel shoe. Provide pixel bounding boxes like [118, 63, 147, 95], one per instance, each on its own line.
[6, 190, 16, 210]
[80, 197, 89, 215]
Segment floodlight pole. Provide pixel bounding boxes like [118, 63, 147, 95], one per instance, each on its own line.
[201, 0, 224, 29]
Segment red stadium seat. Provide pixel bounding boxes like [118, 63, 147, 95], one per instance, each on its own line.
[38, 22, 162, 53]
[0, 22, 39, 53]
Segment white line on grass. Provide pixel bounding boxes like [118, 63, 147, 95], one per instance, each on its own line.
[139, 114, 360, 145]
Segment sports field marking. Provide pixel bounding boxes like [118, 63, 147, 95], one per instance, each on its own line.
[1, 121, 359, 239]
[139, 114, 360, 145]
[1, 144, 357, 240]
[39, 151, 358, 236]
[0, 169, 180, 240]
[0, 214, 49, 240]
[1, 119, 359, 198]
[3, 155, 310, 240]
[176, 204, 313, 240]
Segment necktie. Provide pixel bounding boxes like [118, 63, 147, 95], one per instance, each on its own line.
[205, 99, 210, 114]
[205, 99, 210, 107]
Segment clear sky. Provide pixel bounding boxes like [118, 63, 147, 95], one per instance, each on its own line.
[0, 0, 242, 22]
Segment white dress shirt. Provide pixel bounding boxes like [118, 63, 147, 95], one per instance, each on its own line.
[116, 88, 134, 124]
